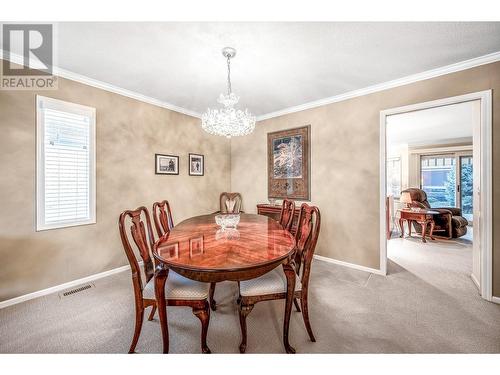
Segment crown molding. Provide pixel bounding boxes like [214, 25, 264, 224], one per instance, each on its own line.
[3, 49, 499, 122]
[256, 50, 500, 121]
[1, 50, 202, 119]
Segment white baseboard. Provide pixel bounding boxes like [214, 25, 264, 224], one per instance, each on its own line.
[470, 273, 481, 290]
[313, 254, 385, 275]
[2, 255, 496, 308]
[0, 264, 133, 310]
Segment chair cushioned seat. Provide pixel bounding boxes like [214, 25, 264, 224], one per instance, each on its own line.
[240, 268, 302, 297]
[143, 271, 209, 300]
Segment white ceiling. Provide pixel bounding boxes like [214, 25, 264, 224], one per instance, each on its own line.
[4, 22, 500, 117]
[386, 101, 476, 148]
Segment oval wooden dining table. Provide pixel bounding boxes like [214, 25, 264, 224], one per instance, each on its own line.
[152, 213, 297, 354]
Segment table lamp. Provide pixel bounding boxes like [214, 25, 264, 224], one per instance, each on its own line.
[400, 192, 412, 209]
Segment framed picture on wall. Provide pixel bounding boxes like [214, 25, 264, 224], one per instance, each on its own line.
[189, 153, 204, 176]
[267, 125, 311, 200]
[155, 154, 179, 175]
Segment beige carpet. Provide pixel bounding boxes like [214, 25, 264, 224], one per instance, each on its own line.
[1, 235, 499, 353]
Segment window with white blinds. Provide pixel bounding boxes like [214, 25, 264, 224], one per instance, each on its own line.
[36, 96, 96, 231]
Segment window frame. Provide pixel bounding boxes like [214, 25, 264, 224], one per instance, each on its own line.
[386, 156, 402, 199]
[36, 95, 96, 231]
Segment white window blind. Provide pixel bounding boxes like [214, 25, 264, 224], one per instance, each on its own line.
[36, 96, 96, 231]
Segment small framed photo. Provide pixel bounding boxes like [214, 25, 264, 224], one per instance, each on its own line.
[155, 154, 179, 175]
[189, 153, 204, 176]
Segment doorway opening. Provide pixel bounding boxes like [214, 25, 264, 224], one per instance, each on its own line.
[379, 91, 492, 302]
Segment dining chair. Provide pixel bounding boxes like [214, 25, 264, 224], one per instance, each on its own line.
[279, 199, 296, 231]
[219, 192, 243, 213]
[152, 200, 174, 238]
[237, 203, 321, 353]
[152, 199, 217, 311]
[119, 206, 211, 354]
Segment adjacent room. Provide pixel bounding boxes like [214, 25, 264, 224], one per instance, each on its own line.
[385, 100, 480, 306]
[1, 20, 500, 359]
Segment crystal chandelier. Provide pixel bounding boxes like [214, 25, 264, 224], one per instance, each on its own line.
[201, 47, 256, 138]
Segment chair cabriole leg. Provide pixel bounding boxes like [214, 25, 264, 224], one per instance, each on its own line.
[193, 300, 211, 354]
[154, 264, 169, 354]
[293, 298, 301, 312]
[129, 305, 144, 353]
[147, 305, 157, 321]
[300, 293, 316, 342]
[238, 301, 254, 353]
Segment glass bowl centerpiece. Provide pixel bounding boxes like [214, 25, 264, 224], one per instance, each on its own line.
[215, 213, 240, 229]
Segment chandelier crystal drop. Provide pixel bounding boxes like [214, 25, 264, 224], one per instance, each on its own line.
[201, 47, 256, 138]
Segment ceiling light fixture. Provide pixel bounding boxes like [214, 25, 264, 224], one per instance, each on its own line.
[201, 47, 256, 138]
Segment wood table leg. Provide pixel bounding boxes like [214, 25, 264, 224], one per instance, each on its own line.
[282, 262, 296, 354]
[429, 220, 435, 240]
[209, 282, 217, 311]
[154, 263, 169, 354]
[399, 218, 405, 238]
[408, 220, 412, 237]
[421, 220, 427, 243]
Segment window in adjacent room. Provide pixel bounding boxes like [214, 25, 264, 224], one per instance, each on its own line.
[420, 154, 455, 207]
[386, 157, 401, 198]
[36, 96, 96, 231]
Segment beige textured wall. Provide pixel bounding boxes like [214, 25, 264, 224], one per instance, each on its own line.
[231, 61, 500, 296]
[0, 73, 230, 301]
[1, 60, 499, 303]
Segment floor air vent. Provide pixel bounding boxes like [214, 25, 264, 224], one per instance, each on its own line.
[59, 283, 95, 298]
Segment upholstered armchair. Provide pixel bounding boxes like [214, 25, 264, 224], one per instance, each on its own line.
[401, 188, 468, 239]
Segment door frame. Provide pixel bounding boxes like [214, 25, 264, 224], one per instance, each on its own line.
[456, 152, 474, 224]
[379, 90, 493, 302]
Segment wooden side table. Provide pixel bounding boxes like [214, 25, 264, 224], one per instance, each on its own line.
[397, 209, 440, 243]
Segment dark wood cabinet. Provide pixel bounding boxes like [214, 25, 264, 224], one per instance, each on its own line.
[257, 204, 300, 235]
